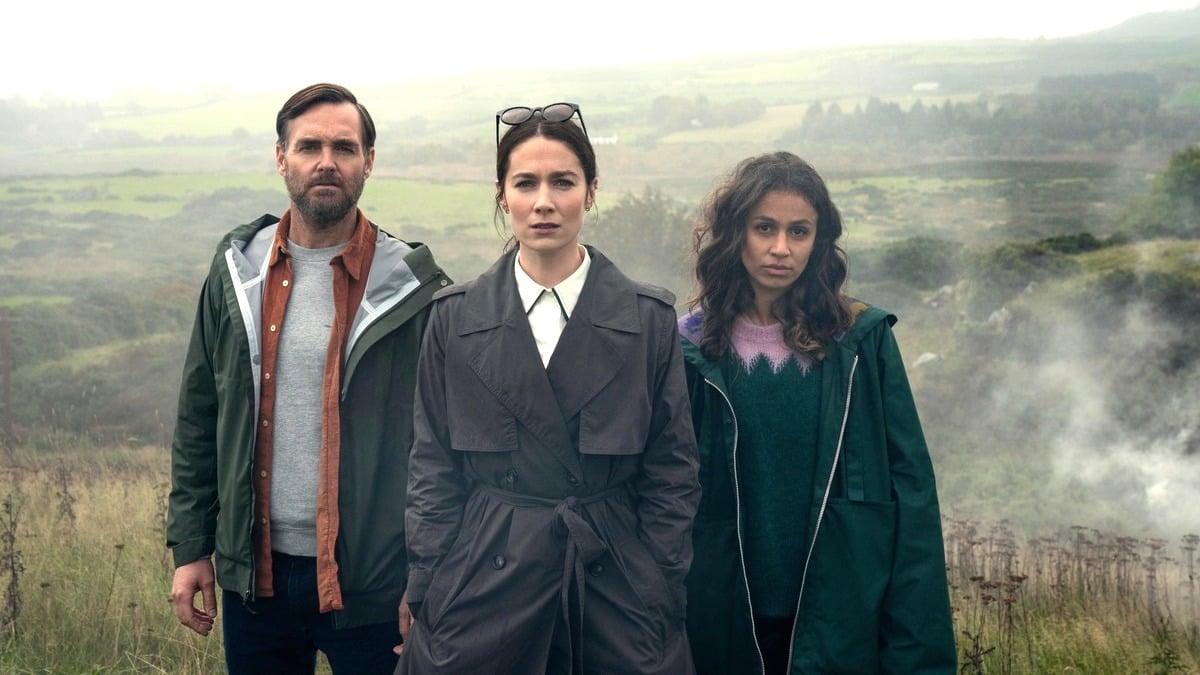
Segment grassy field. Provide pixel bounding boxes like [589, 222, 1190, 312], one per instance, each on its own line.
[3, 172, 283, 218]
[0, 449, 1194, 673]
[945, 516, 1200, 673]
[0, 448, 224, 673]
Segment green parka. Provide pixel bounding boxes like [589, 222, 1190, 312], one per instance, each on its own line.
[679, 303, 956, 674]
[166, 214, 450, 629]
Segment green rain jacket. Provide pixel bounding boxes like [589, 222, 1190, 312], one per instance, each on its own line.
[166, 214, 450, 629]
[679, 303, 956, 674]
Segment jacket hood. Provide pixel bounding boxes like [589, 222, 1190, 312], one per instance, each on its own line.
[219, 212, 446, 369]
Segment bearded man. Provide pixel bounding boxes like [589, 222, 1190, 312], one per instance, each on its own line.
[166, 83, 450, 675]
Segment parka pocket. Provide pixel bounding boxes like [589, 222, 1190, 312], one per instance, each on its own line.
[794, 497, 895, 672]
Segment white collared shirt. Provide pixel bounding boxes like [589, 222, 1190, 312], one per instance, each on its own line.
[515, 246, 591, 367]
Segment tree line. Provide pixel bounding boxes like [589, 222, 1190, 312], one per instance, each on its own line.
[781, 73, 1198, 153]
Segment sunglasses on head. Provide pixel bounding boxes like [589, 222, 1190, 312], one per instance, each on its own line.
[495, 102, 587, 146]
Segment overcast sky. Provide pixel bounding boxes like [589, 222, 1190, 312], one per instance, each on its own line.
[7, 0, 1197, 100]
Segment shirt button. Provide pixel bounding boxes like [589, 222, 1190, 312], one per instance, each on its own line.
[491, 555, 507, 570]
[261, 419, 269, 427]
[260, 517, 268, 525]
[260, 470, 267, 478]
[282, 279, 289, 287]
[263, 372, 271, 381]
[269, 324, 277, 332]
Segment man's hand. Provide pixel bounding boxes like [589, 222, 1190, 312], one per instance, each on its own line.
[394, 590, 414, 656]
[171, 558, 217, 636]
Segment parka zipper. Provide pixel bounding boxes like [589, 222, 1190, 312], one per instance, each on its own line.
[703, 376, 767, 675]
[225, 245, 266, 603]
[784, 354, 858, 674]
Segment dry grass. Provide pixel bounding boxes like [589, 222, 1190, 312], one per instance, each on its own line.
[0, 446, 224, 673]
[1, 448, 1196, 673]
[946, 517, 1200, 674]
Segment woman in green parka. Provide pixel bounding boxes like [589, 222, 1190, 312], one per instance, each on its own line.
[679, 151, 956, 674]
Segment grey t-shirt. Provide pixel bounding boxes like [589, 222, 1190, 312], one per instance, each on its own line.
[269, 240, 343, 557]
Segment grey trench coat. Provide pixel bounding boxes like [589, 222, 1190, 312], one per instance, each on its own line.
[398, 247, 700, 675]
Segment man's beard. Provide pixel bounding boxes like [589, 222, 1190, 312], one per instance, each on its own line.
[286, 170, 365, 230]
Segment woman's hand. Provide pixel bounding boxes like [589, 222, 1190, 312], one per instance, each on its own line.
[395, 590, 416, 655]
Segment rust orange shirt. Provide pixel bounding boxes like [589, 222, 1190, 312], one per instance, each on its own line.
[252, 208, 375, 613]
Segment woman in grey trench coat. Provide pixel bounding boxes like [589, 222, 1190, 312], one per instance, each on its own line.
[394, 103, 701, 675]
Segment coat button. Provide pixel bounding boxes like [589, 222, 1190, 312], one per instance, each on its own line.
[588, 562, 604, 577]
[565, 473, 580, 487]
[491, 555, 507, 570]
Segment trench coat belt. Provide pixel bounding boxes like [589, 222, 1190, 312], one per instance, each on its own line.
[478, 482, 629, 674]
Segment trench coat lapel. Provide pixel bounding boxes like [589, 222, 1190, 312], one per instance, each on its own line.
[456, 252, 582, 476]
[545, 251, 640, 424]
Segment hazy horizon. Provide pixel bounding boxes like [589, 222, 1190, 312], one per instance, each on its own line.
[7, 0, 1198, 101]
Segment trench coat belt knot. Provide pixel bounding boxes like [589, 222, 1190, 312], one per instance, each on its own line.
[478, 482, 629, 674]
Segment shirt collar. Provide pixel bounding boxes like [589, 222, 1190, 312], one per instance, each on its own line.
[269, 208, 375, 281]
[514, 245, 591, 317]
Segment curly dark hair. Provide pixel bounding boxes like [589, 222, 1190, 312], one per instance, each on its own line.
[689, 151, 851, 361]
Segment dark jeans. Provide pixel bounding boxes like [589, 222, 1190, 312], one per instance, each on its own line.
[222, 551, 399, 675]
